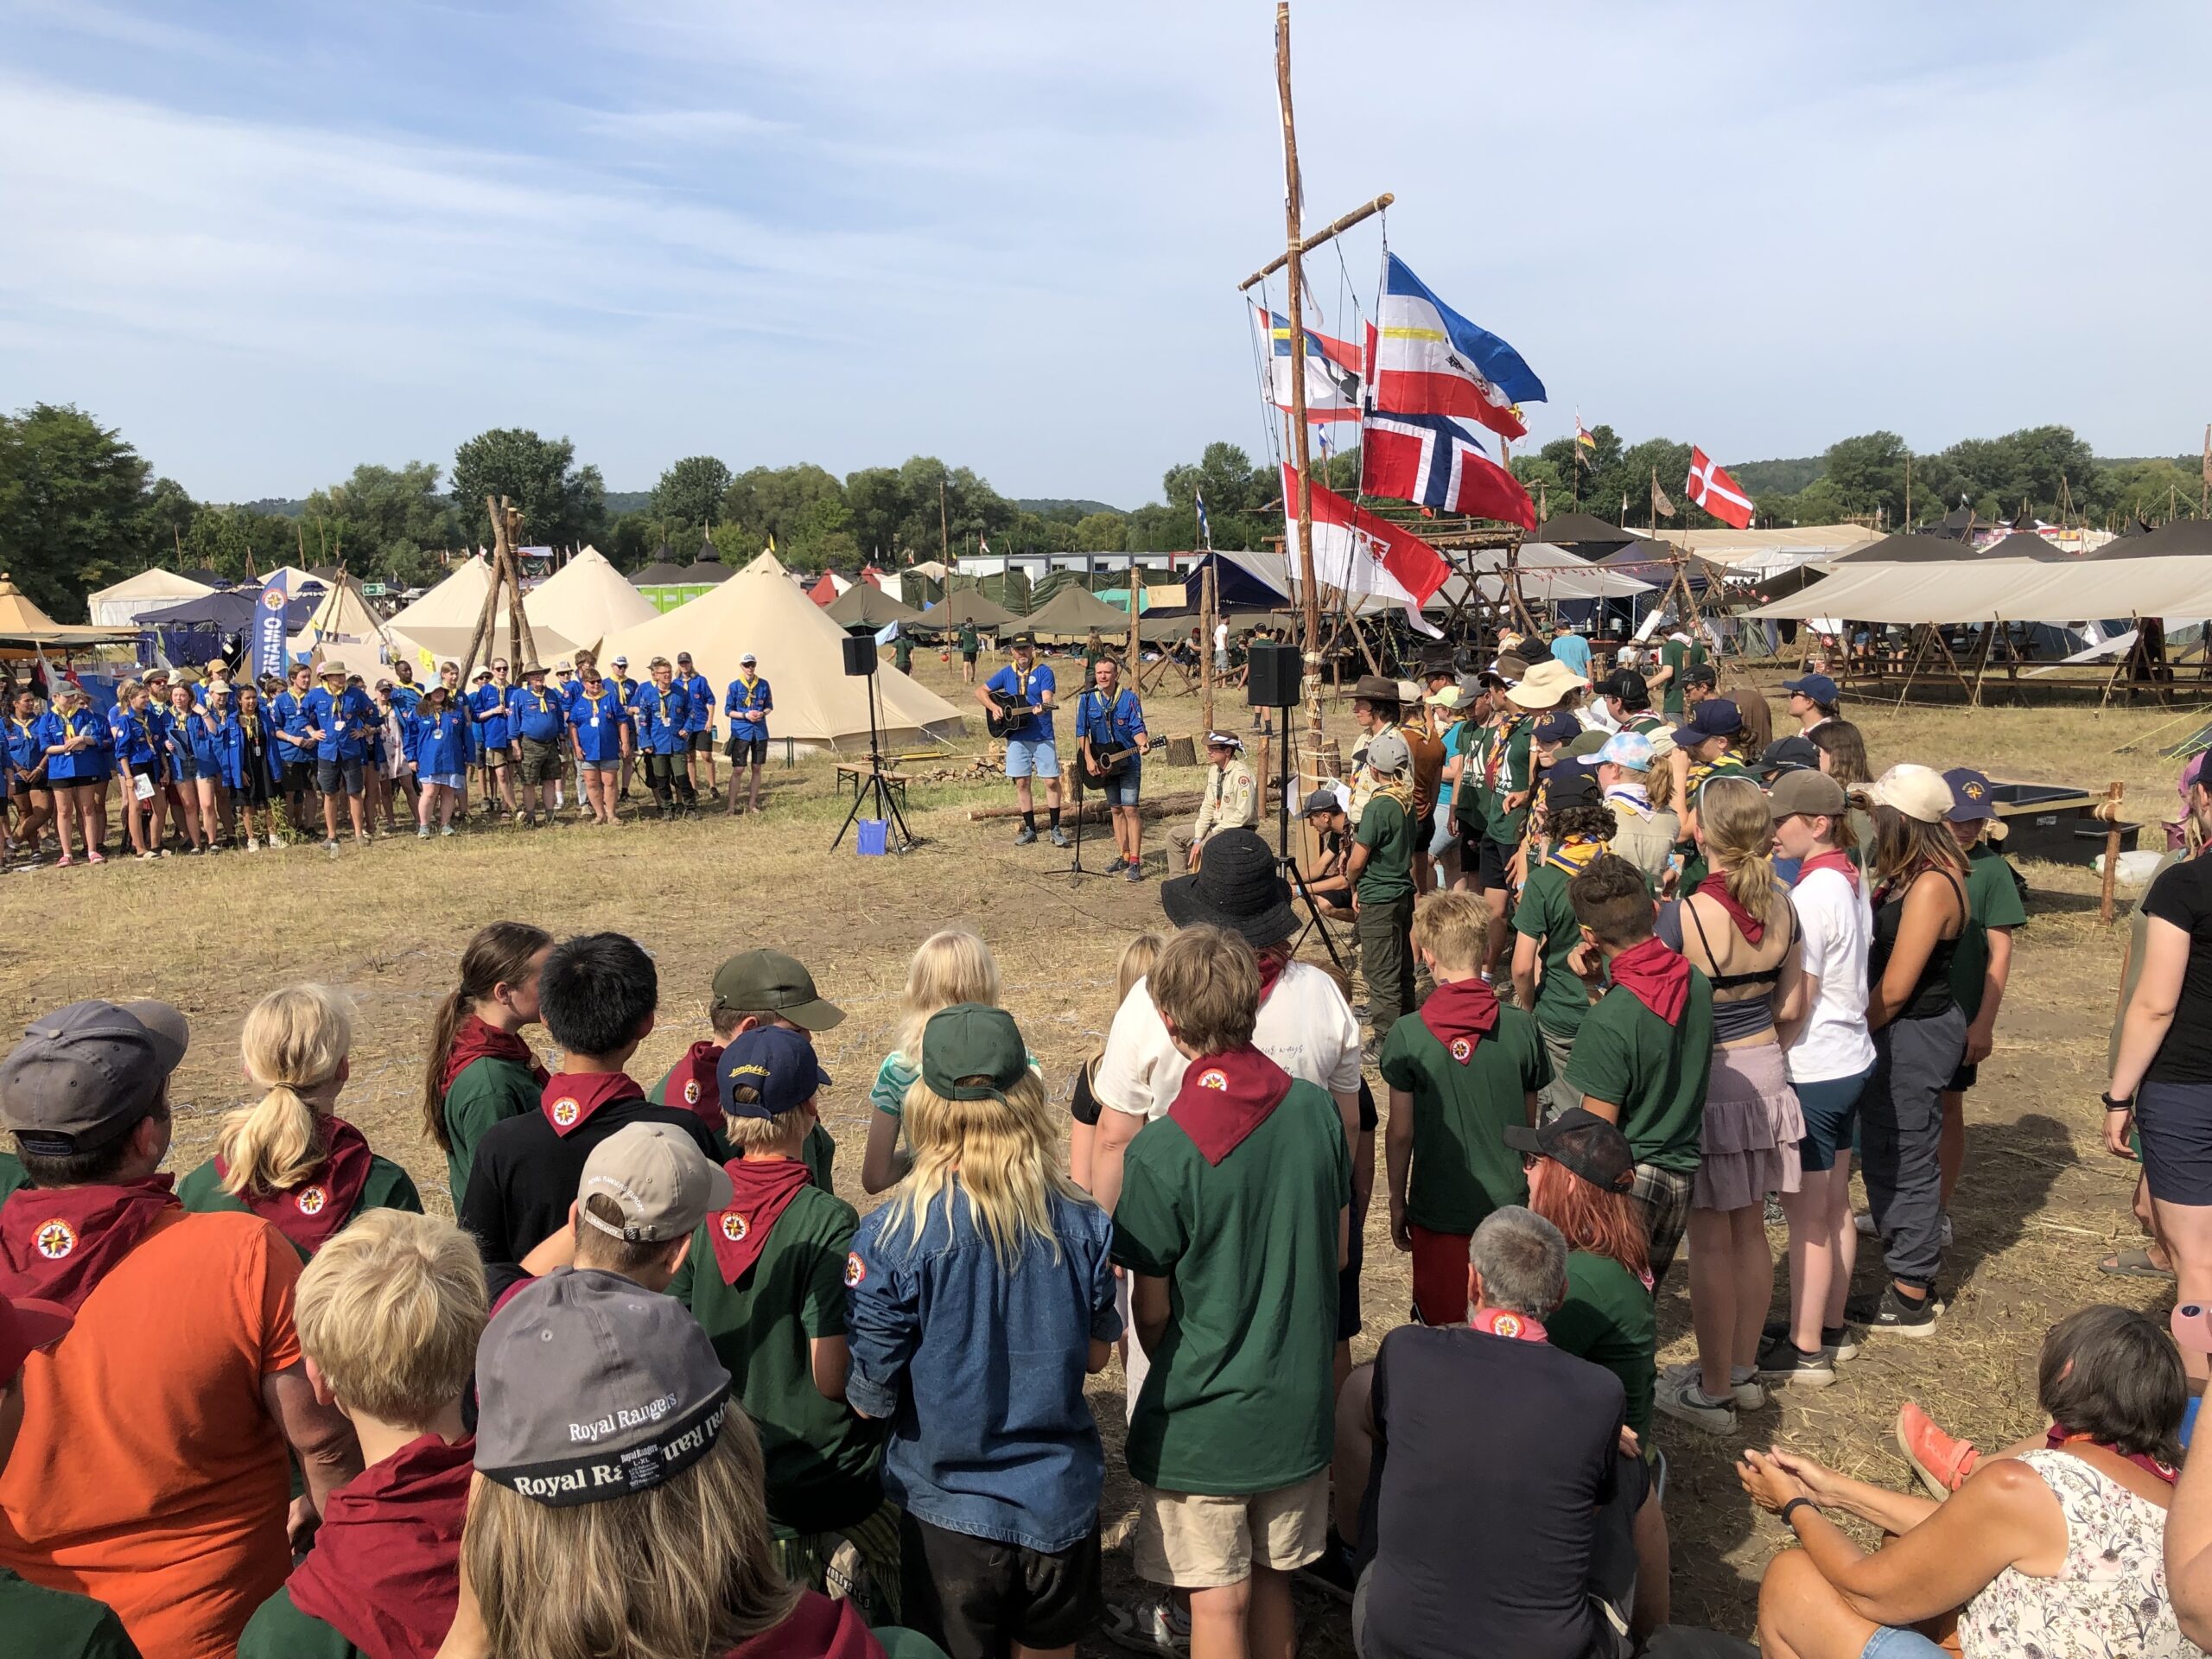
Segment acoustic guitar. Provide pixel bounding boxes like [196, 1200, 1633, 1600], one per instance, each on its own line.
[983, 689, 1025, 740]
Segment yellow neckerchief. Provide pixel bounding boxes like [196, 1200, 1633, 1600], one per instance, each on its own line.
[735, 672, 763, 707]
[1544, 833, 1606, 878]
[1362, 769, 1415, 818]
[524, 686, 550, 713]
[238, 709, 259, 740]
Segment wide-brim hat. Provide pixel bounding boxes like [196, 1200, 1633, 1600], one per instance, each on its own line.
[1349, 673, 1402, 704]
[1505, 658, 1587, 709]
[1159, 828, 1298, 945]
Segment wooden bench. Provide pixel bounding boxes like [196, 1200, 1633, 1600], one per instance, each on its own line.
[834, 762, 916, 810]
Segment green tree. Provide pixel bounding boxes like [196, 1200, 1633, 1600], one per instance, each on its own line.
[652, 455, 732, 528]
[0, 404, 160, 618]
[1161, 442, 1274, 548]
[302, 461, 461, 581]
[1073, 510, 1127, 550]
[449, 429, 607, 550]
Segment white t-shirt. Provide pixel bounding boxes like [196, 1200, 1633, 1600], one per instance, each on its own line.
[1213, 622, 1230, 652]
[1092, 960, 1363, 1119]
[1788, 867, 1877, 1084]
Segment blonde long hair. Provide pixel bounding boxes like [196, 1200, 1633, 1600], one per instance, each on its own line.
[880, 1068, 1092, 1270]
[1698, 776, 1781, 926]
[219, 983, 353, 1197]
[464, 1408, 797, 1659]
[896, 929, 1001, 1061]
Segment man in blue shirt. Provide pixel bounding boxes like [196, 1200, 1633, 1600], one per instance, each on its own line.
[1072, 656, 1151, 880]
[631, 655, 696, 821]
[979, 636, 1065, 848]
[723, 652, 772, 817]
[677, 652, 717, 804]
[608, 654, 639, 803]
[507, 664, 568, 827]
[303, 658, 376, 849]
[270, 661, 318, 842]
[388, 658, 423, 715]
[1548, 619, 1593, 681]
[471, 659, 518, 823]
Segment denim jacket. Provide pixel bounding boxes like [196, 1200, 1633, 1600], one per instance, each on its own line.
[844, 1181, 1120, 1552]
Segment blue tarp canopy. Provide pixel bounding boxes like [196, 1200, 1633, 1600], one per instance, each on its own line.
[135, 586, 319, 632]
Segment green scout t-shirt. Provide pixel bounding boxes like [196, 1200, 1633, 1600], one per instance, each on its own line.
[1513, 864, 1595, 1038]
[1548, 1251, 1656, 1445]
[1658, 640, 1705, 717]
[1563, 972, 1715, 1175]
[1112, 1078, 1350, 1495]
[177, 1155, 423, 1259]
[670, 1179, 884, 1535]
[1376, 1005, 1551, 1234]
[1952, 843, 2028, 1023]
[0, 1568, 139, 1659]
[892, 636, 914, 672]
[1354, 794, 1415, 902]
[1479, 719, 1535, 849]
[957, 624, 978, 655]
[237, 1585, 358, 1659]
[0, 1151, 25, 1207]
[442, 1054, 542, 1207]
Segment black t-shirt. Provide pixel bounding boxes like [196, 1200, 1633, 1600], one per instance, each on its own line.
[459, 1095, 720, 1294]
[2145, 855, 2212, 1086]
[1358, 1325, 1624, 1659]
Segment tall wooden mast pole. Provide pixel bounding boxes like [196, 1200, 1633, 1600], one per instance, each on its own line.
[1275, 3, 1322, 774]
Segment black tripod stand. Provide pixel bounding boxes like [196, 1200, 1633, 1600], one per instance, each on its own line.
[832, 662, 917, 852]
[1264, 696, 1351, 976]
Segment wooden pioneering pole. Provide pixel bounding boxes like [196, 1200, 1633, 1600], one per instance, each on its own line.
[1237, 2, 1389, 785]
[458, 495, 539, 683]
[1199, 561, 1218, 735]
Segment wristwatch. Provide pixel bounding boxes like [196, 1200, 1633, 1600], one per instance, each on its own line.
[2102, 1093, 2134, 1113]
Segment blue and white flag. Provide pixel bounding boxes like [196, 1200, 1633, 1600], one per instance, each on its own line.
[251, 570, 290, 683]
[1195, 488, 1212, 551]
[874, 620, 900, 646]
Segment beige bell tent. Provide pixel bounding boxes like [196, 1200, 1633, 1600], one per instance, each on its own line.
[594, 550, 969, 752]
[385, 556, 582, 670]
[0, 575, 134, 645]
[290, 576, 394, 662]
[87, 568, 218, 627]
[523, 548, 657, 649]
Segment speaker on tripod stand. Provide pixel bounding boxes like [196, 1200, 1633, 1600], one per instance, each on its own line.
[832, 633, 918, 851]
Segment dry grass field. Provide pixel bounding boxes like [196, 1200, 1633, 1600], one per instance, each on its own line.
[2, 647, 2205, 1647]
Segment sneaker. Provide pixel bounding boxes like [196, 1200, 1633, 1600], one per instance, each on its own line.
[1853, 1211, 1878, 1236]
[1847, 1283, 1942, 1337]
[1295, 1532, 1360, 1604]
[1126, 864, 1144, 883]
[322, 838, 340, 853]
[244, 836, 259, 852]
[86, 850, 105, 865]
[1103, 1594, 1191, 1659]
[1754, 1332, 1836, 1389]
[1664, 1360, 1762, 1412]
[56, 854, 73, 868]
[1762, 1317, 1859, 1363]
[1048, 827, 1071, 849]
[1653, 1369, 1736, 1433]
[1103, 856, 1129, 874]
[1014, 824, 1038, 846]
[417, 826, 432, 840]
[441, 823, 457, 837]
[1896, 1401, 1980, 1498]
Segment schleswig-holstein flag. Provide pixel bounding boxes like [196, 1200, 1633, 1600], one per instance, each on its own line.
[1372, 254, 1545, 441]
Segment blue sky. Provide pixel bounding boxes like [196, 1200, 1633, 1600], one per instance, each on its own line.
[2, 1, 2204, 509]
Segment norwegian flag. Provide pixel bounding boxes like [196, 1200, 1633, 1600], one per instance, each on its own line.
[1686, 447, 1755, 529]
[1281, 463, 1451, 636]
[1360, 409, 1536, 530]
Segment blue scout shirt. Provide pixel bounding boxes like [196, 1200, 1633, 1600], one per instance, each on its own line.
[112, 708, 161, 770]
[680, 671, 714, 735]
[270, 686, 316, 763]
[569, 687, 628, 764]
[508, 683, 565, 744]
[303, 684, 375, 761]
[38, 709, 111, 783]
[630, 680, 691, 754]
[985, 663, 1055, 743]
[725, 674, 772, 741]
[468, 681, 513, 749]
[4, 715, 42, 779]
[388, 681, 423, 715]
[185, 709, 230, 773]
[1073, 684, 1147, 751]
[413, 706, 470, 774]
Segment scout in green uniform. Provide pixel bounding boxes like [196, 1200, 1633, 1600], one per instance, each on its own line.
[1562, 854, 1714, 1288]
[423, 922, 553, 1207]
[1939, 768, 2029, 1218]
[1511, 768, 1614, 1114]
[1655, 632, 1707, 719]
[891, 628, 915, 675]
[0, 1150, 24, 1207]
[670, 1025, 893, 1608]
[1347, 731, 1418, 1046]
[1111, 928, 1349, 1648]
[957, 621, 980, 683]
[1382, 891, 1552, 1325]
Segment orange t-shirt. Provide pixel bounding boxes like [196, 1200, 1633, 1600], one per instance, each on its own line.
[0, 1209, 303, 1659]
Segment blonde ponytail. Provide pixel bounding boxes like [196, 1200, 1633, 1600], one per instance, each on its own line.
[219, 983, 353, 1197]
[1699, 777, 1780, 925]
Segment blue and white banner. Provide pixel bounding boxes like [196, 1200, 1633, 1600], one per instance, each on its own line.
[252, 571, 290, 682]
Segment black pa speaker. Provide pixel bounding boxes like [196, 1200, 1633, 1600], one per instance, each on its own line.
[1247, 639, 1300, 708]
[841, 636, 878, 678]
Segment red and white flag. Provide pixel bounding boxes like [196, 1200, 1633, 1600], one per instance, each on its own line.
[1686, 448, 1755, 529]
[1281, 463, 1451, 634]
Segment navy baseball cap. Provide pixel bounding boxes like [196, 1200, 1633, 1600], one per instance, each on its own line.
[1541, 763, 1603, 810]
[1943, 767, 1997, 823]
[1673, 697, 1741, 746]
[1783, 673, 1840, 705]
[1753, 735, 1821, 779]
[717, 1026, 830, 1120]
[1534, 711, 1582, 746]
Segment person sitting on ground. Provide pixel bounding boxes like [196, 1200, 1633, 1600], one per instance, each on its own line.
[1331, 1206, 1669, 1659]
[1300, 783, 1357, 918]
[1747, 1303, 2193, 1659]
[1564, 853, 1715, 1287]
[1595, 728, 1679, 885]
[861, 931, 1011, 1196]
[180, 982, 422, 1255]
[422, 922, 552, 1209]
[236, 1211, 486, 1659]
[652, 949, 843, 1188]
[0, 1000, 361, 1659]
[672, 1027, 896, 1618]
[1111, 926, 1351, 1659]
[1385, 889, 1552, 1325]
[458, 931, 719, 1296]
[847, 1005, 1118, 1659]
[1170, 732, 1259, 873]
[1513, 766, 1619, 1117]
[445, 1269, 912, 1659]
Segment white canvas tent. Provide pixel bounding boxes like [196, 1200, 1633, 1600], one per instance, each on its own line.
[385, 556, 582, 669]
[290, 578, 394, 660]
[596, 550, 969, 752]
[87, 569, 217, 627]
[523, 548, 657, 649]
[1647, 524, 1885, 578]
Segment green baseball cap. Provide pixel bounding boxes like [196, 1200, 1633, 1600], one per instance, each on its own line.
[709, 950, 844, 1030]
[919, 1004, 1027, 1102]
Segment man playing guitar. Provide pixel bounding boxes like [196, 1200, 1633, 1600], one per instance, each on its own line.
[1074, 656, 1150, 881]
[978, 634, 1065, 847]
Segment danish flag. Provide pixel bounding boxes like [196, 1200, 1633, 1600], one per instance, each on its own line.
[1686, 448, 1755, 529]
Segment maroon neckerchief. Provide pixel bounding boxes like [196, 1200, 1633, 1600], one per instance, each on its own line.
[1469, 1306, 1548, 1343]
[287, 1432, 475, 1659]
[709, 1157, 814, 1283]
[1798, 849, 1858, 891]
[538, 1071, 645, 1137]
[1421, 977, 1501, 1065]
[1606, 937, 1691, 1024]
[2047, 1424, 2178, 1486]
[722, 1590, 883, 1659]
[1255, 944, 1293, 1003]
[0, 1177, 180, 1313]
[1167, 1046, 1294, 1166]
[441, 1014, 547, 1096]
[658, 1039, 728, 1134]
[215, 1117, 373, 1255]
[1695, 874, 1765, 944]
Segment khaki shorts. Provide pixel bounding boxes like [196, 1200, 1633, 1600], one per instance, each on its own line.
[1134, 1472, 1331, 1588]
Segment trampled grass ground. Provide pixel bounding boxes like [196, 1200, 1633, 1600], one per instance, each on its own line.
[1, 647, 2203, 1647]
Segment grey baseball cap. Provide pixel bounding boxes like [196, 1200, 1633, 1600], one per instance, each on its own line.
[578, 1122, 733, 1244]
[476, 1268, 733, 1507]
[0, 1000, 190, 1154]
[1363, 729, 1412, 777]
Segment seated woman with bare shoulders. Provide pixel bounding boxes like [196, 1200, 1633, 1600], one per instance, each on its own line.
[1744, 1304, 2193, 1659]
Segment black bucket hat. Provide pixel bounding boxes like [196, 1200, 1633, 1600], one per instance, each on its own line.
[1159, 828, 1297, 946]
